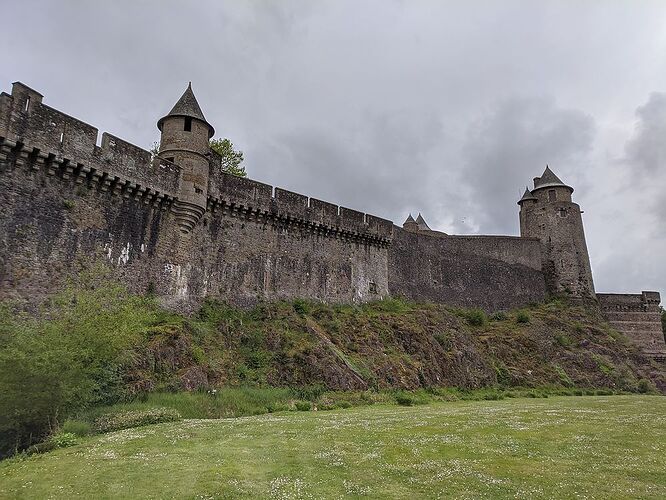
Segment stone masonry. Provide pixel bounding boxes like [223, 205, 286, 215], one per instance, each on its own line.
[0, 81, 663, 358]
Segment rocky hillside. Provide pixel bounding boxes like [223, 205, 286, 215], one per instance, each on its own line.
[129, 296, 666, 395]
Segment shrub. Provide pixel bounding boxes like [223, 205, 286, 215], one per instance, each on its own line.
[50, 432, 78, 449]
[393, 391, 430, 406]
[93, 408, 182, 433]
[395, 393, 415, 406]
[266, 402, 291, 413]
[294, 401, 312, 411]
[292, 299, 310, 315]
[433, 332, 452, 350]
[554, 364, 573, 387]
[336, 400, 352, 409]
[61, 419, 92, 437]
[637, 378, 653, 394]
[292, 385, 326, 401]
[0, 281, 165, 458]
[490, 311, 508, 321]
[555, 333, 571, 347]
[516, 311, 530, 324]
[465, 309, 487, 327]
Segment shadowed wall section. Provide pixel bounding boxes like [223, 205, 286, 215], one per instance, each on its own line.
[388, 229, 547, 311]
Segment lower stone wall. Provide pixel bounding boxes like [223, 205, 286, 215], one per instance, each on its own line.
[0, 159, 390, 311]
[598, 292, 666, 359]
[387, 229, 547, 311]
[156, 206, 390, 310]
[2, 144, 551, 314]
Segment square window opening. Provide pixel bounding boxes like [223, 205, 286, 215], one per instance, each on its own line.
[184, 117, 192, 132]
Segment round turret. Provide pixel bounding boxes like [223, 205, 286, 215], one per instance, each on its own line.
[157, 83, 213, 232]
[519, 166, 595, 300]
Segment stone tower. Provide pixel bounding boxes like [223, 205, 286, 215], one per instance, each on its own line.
[518, 166, 595, 300]
[157, 83, 215, 233]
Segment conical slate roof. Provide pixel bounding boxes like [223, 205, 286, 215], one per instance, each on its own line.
[415, 213, 432, 231]
[403, 214, 416, 224]
[157, 83, 215, 138]
[517, 187, 538, 205]
[532, 165, 573, 192]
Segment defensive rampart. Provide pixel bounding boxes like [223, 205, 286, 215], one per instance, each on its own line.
[0, 80, 567, 313]
[598, 292, 665, 359]
[388, 230, 547, 311]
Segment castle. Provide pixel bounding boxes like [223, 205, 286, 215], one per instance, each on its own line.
[0, 81, 664, 358]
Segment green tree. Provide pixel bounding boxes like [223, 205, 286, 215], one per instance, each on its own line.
[209, 138, 246, 177]
[0, 282, 161, 457]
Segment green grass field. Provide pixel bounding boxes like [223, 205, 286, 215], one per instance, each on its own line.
[1, 396, 665, 499]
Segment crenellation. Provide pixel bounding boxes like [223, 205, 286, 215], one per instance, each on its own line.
[274, 188, 309, 219]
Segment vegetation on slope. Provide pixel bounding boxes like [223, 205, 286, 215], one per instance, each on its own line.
[1, 280, 664, 458]
[1, 396, 665, 498]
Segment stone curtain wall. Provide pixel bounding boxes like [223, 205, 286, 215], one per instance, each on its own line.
[0, 148, 168, 303]
[598, 292, 666, 359]
[1, 81, 553, 312]
[388, 230, 547, 311]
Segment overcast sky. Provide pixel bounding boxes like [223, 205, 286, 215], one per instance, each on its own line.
[3, 0, 665, 295]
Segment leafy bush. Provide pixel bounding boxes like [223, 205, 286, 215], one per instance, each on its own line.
[94, 408, 182, 433]
[555, 333, 571, 347]
[294, 401, 312, 411]
[637, 379, 653, 394]
[395, 393, 415, 406]
[516, 311, 531, 324]
[266, 402, 291, 413]
[554, 364, 574, 387]
[0, 281, 165, 458]
[292, 385, 326, 401]
[50, 432, 78, 449]
[393, 391, 430, 406]
[490, 311, 508, 321]
[465, 309, 488, 327]
[292, 299, 311, 315]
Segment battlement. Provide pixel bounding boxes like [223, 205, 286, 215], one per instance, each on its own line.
[0, 82, 181, 198]
[207, 172, 393, 246]
[1, 82, 393, 246]
[598, 292, 662, 312]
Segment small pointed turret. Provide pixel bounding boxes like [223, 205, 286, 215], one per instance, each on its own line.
[157, 83, 215, 233]
[157, 83, 214, 138]
[415, 213, 432, 231]
[403, 214, 419, 232]
[533, 165, 573, 193]
[517, 186, 538, 205]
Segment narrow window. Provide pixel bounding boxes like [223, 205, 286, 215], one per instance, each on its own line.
[369, 281, 378, 294]
[184, 117, 192, 132]
[24, 96, 30, 112]
[548, 189, 556, 202]
[558, 208, 567, 218]
[59, 132, 64, 144]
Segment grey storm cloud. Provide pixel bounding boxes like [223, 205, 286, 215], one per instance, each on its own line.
[2, 0, 665, 295]
[624, 93, 666, 233]
[462, 97, 595, 235]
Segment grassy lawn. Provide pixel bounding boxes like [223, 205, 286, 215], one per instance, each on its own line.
[1, 396, 665, 499]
